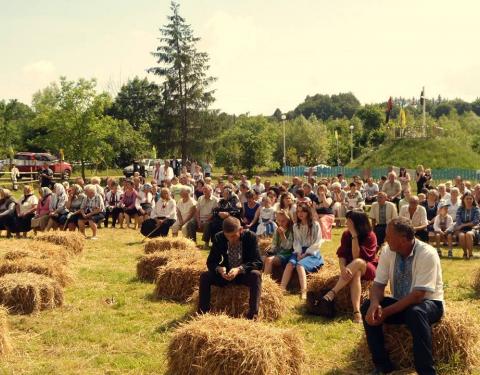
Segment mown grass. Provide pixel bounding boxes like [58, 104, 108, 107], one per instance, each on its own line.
[0, 228, 478, 374]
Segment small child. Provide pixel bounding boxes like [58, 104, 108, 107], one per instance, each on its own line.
[263, 210, 293, 275]
[255, 196, 277, 237]
[431, 202, 454, 257]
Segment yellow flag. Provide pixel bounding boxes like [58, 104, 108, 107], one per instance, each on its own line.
[399, 108, 407, 128]
[335, 130, 338, 140]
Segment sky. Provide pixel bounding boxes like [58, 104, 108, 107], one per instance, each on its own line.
[1, 0, 480, 115]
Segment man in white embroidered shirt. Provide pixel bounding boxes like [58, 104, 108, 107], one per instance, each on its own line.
[361, 216, 444, 375]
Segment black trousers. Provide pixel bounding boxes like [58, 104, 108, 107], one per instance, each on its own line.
[198, 270, 262, 318]
[374, 224, 387, 247]
[361, 297, 444, 375]
[140, 218, 175, 238]
[105, 207, 122, 227]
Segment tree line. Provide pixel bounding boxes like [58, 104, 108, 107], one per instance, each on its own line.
[2, 1, 480, 177]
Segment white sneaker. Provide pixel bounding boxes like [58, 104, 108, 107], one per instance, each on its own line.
[91, 236, 98, 240]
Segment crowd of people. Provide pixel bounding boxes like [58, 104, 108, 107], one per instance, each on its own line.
[0, 160, 456, 374]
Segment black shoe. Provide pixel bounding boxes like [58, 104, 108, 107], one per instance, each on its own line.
[317, 289, 335, 318]
[368, 363, 395, 374]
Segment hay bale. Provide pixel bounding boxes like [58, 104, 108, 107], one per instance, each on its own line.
[154, 258, 206, 302]
[257, 237, 272, 256]
[137, 250, 200, 282]
[189, 275, 286, 321]
[0, 240, 69, 264]
[0, 258, 72, 287]
[35, 232, 85, 255]
[306, 264, 371, 315]
[0, 307, 11, 355]
[356, 302, 479, 373]
[0, 272, 63, 314]
[167, 314, 305, 375]
[144, 237, 197, 254]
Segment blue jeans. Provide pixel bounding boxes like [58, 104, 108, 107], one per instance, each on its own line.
[361, 297, 444, 374]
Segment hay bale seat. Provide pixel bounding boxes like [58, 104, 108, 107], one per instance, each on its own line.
[0, 240, 69, 265]
[144, 237, 197, 254]
[472, 267, 480, 295]
[0, 258, 72, 287]
[154, 258, 206, 302]
[0, 306, 11, 355]
[35, 232, 85, 255]
[167, 314, 305, 375]
[257, 237, 272, 256]
[137, 249, 200, 283]
[306, 265, 372, 315]
[189, 275, 286, 321]
[0, 272, 63, 314]
[356, 302, 479, 373]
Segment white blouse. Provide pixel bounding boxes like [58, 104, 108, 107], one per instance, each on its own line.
[150, 199, 177, 220]
[18, 195, 38, 214]
[292, 221, 323, 256]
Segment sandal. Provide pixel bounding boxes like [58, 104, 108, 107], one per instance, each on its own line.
[353, 311, 362, 324]
[322, 289, 336, 302]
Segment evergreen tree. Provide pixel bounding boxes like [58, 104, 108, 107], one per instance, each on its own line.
[148, 1, 216, 161]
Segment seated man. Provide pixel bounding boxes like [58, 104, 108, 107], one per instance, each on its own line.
[399, 195, 428, 242]
[369, 192, 398, 247]
[186, 184, 218, 248]
[198, 217, 263, 320]
[361, 217, 444, 375]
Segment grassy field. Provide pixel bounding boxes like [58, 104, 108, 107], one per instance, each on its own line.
[0, 227, 479, 375]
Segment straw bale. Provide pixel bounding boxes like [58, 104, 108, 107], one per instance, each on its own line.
[472, 267, 480, 295]
[144, 237, 197, 254]
[154, 258, 206, 302]
[0, 240, 69, 264]
[0, 306, 11, 355]
[0, 272, 63, 314]
[306, 264, 371, 315]
[189, 275, 285, 321]
[137, 250, 200, 282]
[0, 258, 72, 287]
[356, 302, 479, 373]
[257, 237, 272, 256]
[35, 232, 85, 255]
[167, 314, 305, 375]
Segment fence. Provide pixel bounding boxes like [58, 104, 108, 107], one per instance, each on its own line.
[282, 166, 480, 181]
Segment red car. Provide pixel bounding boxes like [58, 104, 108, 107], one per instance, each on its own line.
[12, 152, 72, 180]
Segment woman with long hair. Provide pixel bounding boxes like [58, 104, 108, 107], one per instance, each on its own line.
[455, 192, 480, 259]
[398, 167, 411, 194]
[264, 209, 293, 275]
[320, 210, 378, 322]
[280, 203, 324, 299]
[315, 184, 334, 240]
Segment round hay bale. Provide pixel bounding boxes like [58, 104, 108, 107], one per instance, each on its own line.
[35, 232, 85, 255]
[167, 314, 305, 375]
[356, 302, 479, 373]
[0, 272, 64, 314]
[306, 264, 371, 315]
[154, 259, 206, 302]
[189, 275, 286, 321]
[257, 237, 272, 256]
[0, 306, 11, 355]
[136, 250, 200, 282]
[0, 258, 72, 287]
[0, 240, 69, 264]
[144, 236, 197, 254]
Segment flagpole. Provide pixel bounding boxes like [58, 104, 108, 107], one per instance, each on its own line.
[422, 86, 426, 137]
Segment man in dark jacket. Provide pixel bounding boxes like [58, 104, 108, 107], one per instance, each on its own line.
[198, 217, 263, 319]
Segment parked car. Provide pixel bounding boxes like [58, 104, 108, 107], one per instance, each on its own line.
[11, 152, 73, 180]
[123, 159, 163, 178]
[304, 164, 331, 176]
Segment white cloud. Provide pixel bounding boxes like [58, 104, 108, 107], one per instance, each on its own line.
[22, 60, 56, 77]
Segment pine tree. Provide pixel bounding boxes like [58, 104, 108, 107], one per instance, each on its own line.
[148, 1, 216, 161]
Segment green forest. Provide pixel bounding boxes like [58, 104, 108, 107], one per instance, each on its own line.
[2, 2, 480, 175]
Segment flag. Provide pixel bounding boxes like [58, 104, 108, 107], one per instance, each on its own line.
[385, 96, 393, 123]
[334, 130, 338, 141]
[399, 108, 407, 128]
[420, 88, 425, 106]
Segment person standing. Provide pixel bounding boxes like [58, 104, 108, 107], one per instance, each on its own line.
[198, 217, 263, 320]
[10, 164, 20, 191]
[159, 160, 174, 184]
[39, 163, 54, 188]
[361, 217, 444, 375]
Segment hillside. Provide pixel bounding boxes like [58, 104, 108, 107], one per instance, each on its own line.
[350, 137, 480, 169]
